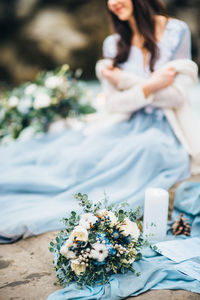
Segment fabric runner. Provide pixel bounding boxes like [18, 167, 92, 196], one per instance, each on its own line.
[47, 182, 200, 299]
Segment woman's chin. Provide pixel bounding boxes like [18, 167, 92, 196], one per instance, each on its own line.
[117, 14, 129, 21]
[116, 12, 132, 22]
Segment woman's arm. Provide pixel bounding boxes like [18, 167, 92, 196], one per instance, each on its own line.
[95, 59, 143, 90]
[151, 74, 195, 108]
[96, 60, 181, 114]
[152, 24, 193, 107]
[95, 59, 153, 114]
[96, 24, 196, 114]
[105, 84, 153, 114]
[96, 61, 196, 114]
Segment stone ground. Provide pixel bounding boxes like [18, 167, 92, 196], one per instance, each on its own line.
[1, 176, 200, 300]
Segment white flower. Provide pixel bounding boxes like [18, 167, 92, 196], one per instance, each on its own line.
[71, 259, 86, 275]
[60, 239, 76, 260]
[91, 242, 108, 262]
[98, 209, 117, 226]
[18, 126, 35, 141]
[121, 256, 135, 265]
[33, 92, 51, 109]
[70, 226, 88, 243]
[79, 213, 98, 230]
[1, 135, 13, 144]
[48, 120, 66, 134]
[25, 84, 37, 96]
[8, 96, 19, 107]
[45, 76, 63, 89]
[17, 97, 32, 114]
[118, 218, 140, 241]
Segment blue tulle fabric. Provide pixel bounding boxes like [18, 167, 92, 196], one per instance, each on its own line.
[47, 182, 200, 300]
[0, 107, 190, 243]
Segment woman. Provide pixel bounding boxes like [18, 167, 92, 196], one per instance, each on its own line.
[0, 0, 198, 243]
[95, 0, 199, 166]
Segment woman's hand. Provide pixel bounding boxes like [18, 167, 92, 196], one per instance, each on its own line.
[102, 65, 122, 87]
[143, 67, 177, 98]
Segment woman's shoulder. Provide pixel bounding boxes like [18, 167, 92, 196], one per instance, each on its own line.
[166, 18, 190, 36]
[102, 33, 120, 58]
[161, 18, 191, 49]
[159, 18, 191, 61]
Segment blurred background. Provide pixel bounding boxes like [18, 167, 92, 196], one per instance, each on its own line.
[0, 0, 199, 85]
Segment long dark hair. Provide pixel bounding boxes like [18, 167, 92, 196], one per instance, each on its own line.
[106, 0, 168, 71]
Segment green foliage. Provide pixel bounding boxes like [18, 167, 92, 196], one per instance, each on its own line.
[0, 64, 95, 143]
[74, 193, 93, 213]
[62, 211, 79, 235]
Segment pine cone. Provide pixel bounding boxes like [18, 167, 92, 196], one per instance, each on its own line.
[171, 213, 191, 236]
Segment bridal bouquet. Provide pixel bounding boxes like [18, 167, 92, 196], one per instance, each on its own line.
[0, 65, 95, 143]
[49, 193, 145, 287]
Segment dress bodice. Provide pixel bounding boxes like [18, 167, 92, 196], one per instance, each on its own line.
[102, 19, 191, 78]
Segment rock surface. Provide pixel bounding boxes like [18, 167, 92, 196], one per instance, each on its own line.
[0, 0, 110, 84]
[0, 0, 199, 84]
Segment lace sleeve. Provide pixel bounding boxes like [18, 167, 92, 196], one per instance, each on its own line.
[172, 25, 192, 60]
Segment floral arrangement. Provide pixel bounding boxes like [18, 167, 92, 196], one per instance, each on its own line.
[49, 193, 145, 287]
[0, 65, 95, 143]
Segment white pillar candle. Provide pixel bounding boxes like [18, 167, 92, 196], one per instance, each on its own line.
[143, 188, 169, 241]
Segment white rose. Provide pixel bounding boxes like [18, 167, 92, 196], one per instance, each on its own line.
[48, 120, 66, 134]
[118, 218, 140, 241]
[33, 93, 51, 109]
[98, 209, 117, 226]
[60, 239, 76, 260]
[25, 84, 37, 95]
[45, 76, 63, 89]
[8, 96, 19, 107]
[70, 226, 88, 243]
[18, 126, 35, 141]
[17, 97, 32, 114]
[91, 242, 108, 262]
[79, 213, 98, 230]
[71, 259, 86, 275]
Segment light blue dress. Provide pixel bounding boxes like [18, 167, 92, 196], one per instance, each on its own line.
[0, 19, 191, 243]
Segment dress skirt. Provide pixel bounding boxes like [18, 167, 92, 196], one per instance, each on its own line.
[0, 106, 190, 242]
